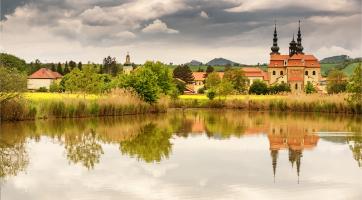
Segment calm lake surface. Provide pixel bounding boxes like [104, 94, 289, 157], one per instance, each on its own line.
[0, 110, 361, 200]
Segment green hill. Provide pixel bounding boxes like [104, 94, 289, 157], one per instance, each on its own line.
[342, 62, 361, 76]
[320, 55, 350, 64]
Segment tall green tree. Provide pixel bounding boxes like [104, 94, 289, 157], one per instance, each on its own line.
[144, 61, 175, 95]
[77, 62, 83, 70]
[206, 66, 214, 74]
[63, 62, 70, 74]
[0, 67, 27, 102]
[113, 67, 160, 103]
[173, 65, 194, 84]
[217, 79, 234, 97]
[103, 56, 118, 76]
[56, 62, 63, 75]
[327, 69, 348, 94]
[0, 53, 27, 73]
[347, 63, 362, 103]
[305, 82, 316, 94]
[223, 69, 247, 93]
[69, 60, 77, 71]
[50, 63, 56, 72]
[205, 72, 221, 89]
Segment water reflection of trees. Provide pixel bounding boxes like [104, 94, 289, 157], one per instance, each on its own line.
[65, 130, 104, 169]
[0, 124, 29, 178]
[0, 111, 361, 176]
[119, 123, 173, 163]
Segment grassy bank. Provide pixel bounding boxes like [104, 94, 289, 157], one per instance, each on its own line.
[0, 90, 168, 121]
[171, 94, 361, 114]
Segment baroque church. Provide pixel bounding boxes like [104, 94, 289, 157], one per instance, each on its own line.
[268, 21, 321, 93]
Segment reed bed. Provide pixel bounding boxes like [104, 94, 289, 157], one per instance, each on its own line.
[0, 89, 168, 121]
[170, 94, 361, 114]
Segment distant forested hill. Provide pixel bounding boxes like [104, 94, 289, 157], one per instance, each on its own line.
[320, 55, 350, 64]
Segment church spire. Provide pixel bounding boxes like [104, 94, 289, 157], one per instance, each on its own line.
[270, 20, 280, 55]
[289, 33, 297, 56]
[296, 20, 304, 54]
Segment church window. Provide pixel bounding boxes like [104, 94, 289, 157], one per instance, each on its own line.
[280, 71, 283, 75]
[273, 71, 276, 75]
[305, 71, 308, 75]
[295, 83, 298, 90]
[313, 71, 316, 75]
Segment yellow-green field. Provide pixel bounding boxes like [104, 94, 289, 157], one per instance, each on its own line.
[24, 92, 100, 102]
[179, 94, 283, 100]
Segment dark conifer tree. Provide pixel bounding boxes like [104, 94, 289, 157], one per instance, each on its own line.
[63, 61, 70, 74]
[173, 65, 194, 84]
[77, 62, 82, 70]
[57, 62, 63, 75]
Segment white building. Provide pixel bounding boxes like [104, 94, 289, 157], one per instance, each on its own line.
[27, 68, 63, 90]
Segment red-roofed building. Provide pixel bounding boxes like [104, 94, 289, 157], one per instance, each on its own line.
[268, 21, 321, 93]
[27, 68, 63, 90]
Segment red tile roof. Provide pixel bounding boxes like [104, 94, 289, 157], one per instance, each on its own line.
[28, 68, 63, 79]
[269, 54, 320, 68]
[192, 72, 206, 81]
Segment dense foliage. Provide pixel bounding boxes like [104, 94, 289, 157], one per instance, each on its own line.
[223, 69, 248, 93]
[249, 80, 269, 95]
[173, 65, 194, 84]
[327, 69, 348, 94]
[347, 64, 362, 103]
[0, 67, 27, 102]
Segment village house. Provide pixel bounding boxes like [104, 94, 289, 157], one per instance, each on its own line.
[27, 68, 63, 90]
[188, 68, 268, 94]
[268, 21, 321, 93]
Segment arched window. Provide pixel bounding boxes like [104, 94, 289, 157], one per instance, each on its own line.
[295, 83, 298, 90]
[273, 71, 276, 75]
[305, 71, 308, 76]
[280, 71, 283, 75]
[313, 71, 316, 75]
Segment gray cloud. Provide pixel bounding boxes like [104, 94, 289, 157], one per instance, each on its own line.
[1, 0, 361, 64]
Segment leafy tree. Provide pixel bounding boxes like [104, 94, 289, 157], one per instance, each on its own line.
[114, 68, 160, 103]
[197, 67, 204, 72]
[173, 65, 194, 84]
[173, 78, 186, 95]
[223, 69, 247, 93]
[305, 82, 317, 94]
[347, 63, 362, 103]
[29, 59, 42, 74]
[69, 60, 77, 71]
[206, 66, 214, 74]
[224, 65, 231, 72]
[49, 82, 61, 93]
[56, 62, 63, 75]
[0, 67, 27, 102]
[63, 62, 70, 74]
[103, 56, 118, 76]
[205, 72, 221, 89]
[327, 69, 348, 94]
[50, 63, 56, 72]
[269, 83, 291, 94]
[77, 62, 82, 70]
[0, 53, 27, 73]
[249, 80, 269, 95]
[217, 79, 234, 97]
[144, 61, 175, 95]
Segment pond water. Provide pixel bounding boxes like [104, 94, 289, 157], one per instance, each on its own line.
[0, 110, 361, 200]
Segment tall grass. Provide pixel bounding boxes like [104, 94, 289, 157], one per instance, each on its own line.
[170, 94, 362, 114]
[0, 89, 168, 121]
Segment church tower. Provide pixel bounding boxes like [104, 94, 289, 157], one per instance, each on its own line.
[124, 52, 131, 66]
[270, 22, 280, 55]
[296, 20, 304, 54]
[289, 34, 297, 56]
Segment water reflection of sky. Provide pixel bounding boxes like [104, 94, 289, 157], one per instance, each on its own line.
[1, 111, 362, 200]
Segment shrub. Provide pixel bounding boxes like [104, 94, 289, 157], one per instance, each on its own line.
[197, 87, 205, 94]
[249, 80, 269, 95]
[36, 87, 48, 92]
[207, 90, 216, 100]
[49, 82, 61, 93]
[305, 82, 317, 94]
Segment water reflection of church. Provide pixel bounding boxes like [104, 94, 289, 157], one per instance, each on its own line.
[268, 126, 319, 183]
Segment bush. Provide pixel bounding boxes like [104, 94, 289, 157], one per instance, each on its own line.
[49, 82, 61, 93]
[197, 87, 205, 94]
[207, 90, 216, 100]
[305, 82, 317, 94]
[36, 87, 48, 92]
[249, 80, 269, 95]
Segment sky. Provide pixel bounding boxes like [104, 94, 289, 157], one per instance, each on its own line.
[0, 0, 361, 65]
